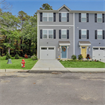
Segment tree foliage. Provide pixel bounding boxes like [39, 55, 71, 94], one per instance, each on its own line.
[40, 3, 53, 10]
[0, 3, 53, 56]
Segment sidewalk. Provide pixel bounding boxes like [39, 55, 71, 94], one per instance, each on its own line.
[0, 68, 105, 73]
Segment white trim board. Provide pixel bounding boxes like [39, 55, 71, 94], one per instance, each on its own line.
[39, 25, 74, 26]
[73, 13, 75, 55]
[59, 43, 70, 45]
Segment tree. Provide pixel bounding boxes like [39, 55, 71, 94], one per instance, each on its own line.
[0, 12, 20, 54]
[20, 16, 37, 55]
[40, 3, 53, 10]
[0, 0, 12, 11]
[18, 11, 30, 28]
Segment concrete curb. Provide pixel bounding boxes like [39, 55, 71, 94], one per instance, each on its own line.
[0, 68, 105, 73]
[0, 69, 29, 73]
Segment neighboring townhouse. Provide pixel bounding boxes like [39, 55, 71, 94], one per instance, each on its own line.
[75, 11, 105, 60]
[37, 5, 105, 60]
[37, 5, 75, 59]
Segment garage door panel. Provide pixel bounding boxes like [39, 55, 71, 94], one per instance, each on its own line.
[40, 47, 55, 59]
[93, 47, 105, 60]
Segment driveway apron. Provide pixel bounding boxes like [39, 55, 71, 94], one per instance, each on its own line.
[31, 59, 64, 70]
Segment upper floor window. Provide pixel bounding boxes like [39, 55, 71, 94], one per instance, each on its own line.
[43, 13, 53, 22]
[81, 29, 87, 39]
[81, 13, 86, 22]
[61, 29, 67, 38]
[97, 30, 102, 39]
[97, 14, 102, 23]
[61, 13, 67, 22]
[42, 29, 53, 39]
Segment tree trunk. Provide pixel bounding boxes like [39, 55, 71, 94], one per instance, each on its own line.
[8, 38, 11, 54]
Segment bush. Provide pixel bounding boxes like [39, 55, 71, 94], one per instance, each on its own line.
[78, 54, 83, 60]
[6, 53, 11, 60]
[15, 54, 20, 59]
[24, 54, 28, 58]
[71, 55, 76, 60]
[11, 57, 15, 59]
[0, 56, 6, 60]
[31, 55, 37, 60]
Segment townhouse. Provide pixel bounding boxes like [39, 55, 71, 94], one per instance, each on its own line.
[37, 5, 105, 60]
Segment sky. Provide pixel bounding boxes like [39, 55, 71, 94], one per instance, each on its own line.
[2, 0, 105, 16]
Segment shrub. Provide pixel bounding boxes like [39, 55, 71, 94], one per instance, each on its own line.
[0, 56, 6, 60]
[71, 55, 76, 60]
[15, 54, 20, 59]
[6, 53, 11, 60]
[24, 54, 28, 58]
[11, 57, 15, 59]
[31, 55, 37, 60]
[78, 54, 83, 60]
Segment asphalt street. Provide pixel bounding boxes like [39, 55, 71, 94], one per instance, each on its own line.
[0, 72, 105, 105]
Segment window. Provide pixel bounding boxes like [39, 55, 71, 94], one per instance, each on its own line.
[100, 48, 105, 50]
[49, 30, 53, 39]
[48, 47, 54, 50]
[43, 13, 53, 22]
[41, 47, 47, 50]
[81, 29, 87, 39]
[93, 48, 99, 50]
[43, 30, 47, 38]
[61, 13, 67, 22]
[97, 14, 102, 23]
[43, 13, 47, 22]
[42, 29, 53, 39]
[81, 13, 86, 22]
[61, 29, 67, 39]
[97, 30, 102, 39]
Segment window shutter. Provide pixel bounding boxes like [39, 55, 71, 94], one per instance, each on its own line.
[79, 30, 81, 39]
[79, 13, 81, 22]
[40, 30, 42, 39]
[87, 30, 89, 39]
[67, 30, 69, 39]
[54, 13, 56, 22]
[54, 30, 56, 39]
[67, 13, 69, 22]
[87, 13, 89, 22]
[95, 30, 97, 39]
[59, 30, 61, 39]
[103, 30, 105, 39]
[102, 14, 104, 23]
[59, 13, 61, 22]
[40, 13, 42, 22]
[95, 14, 97, 22]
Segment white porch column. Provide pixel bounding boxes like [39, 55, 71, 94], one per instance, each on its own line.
[67, 46, 69, 59]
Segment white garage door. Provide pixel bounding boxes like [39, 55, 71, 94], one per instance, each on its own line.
[93, 47, 105, 60]
[40, 47, 55, 59]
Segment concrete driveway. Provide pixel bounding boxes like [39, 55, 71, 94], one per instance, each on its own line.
[101, 59, 105, 63]
[31, 59, 65, 70]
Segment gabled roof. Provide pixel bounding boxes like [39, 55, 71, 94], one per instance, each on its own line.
[58, 5, 71, 11]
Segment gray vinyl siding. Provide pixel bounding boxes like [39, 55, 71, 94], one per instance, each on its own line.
[39, 13, 73, 25]
[75, 13, 105, 59]
[38, 26, 73, 59]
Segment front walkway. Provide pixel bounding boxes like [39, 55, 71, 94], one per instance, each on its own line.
[31, 59, 65, 70]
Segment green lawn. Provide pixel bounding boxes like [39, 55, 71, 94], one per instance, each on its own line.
[60, 60, 105, 68]
[0, 58, 37, 70]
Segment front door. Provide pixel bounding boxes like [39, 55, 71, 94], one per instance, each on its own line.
[61, 46, 67, 58]
[81, 46, 87, 58]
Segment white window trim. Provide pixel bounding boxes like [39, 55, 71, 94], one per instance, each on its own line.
[43, 13, 53, 22]
[61, 29, 67, 39]
[61, 12, 67, 22]
[42, 29, 53, 39]
[81, 13, 87, 22]
[97, 13, 102, 23]
[97, 29, 102, 40]
[81, 29, 87, 39]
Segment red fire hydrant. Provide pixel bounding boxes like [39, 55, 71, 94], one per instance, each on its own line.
[21, 59, 25, 68]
